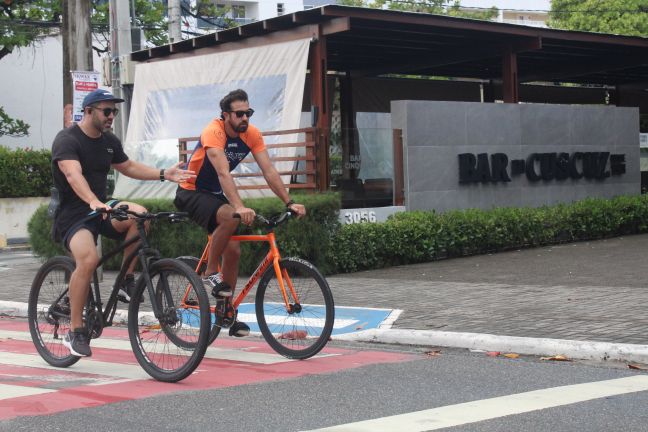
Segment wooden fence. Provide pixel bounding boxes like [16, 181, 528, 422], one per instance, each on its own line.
[178, 127, 317, 191]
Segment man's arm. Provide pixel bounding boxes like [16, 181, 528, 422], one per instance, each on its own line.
[112, 160, 195, 183]
[206, 147, 256, 224]
[254, 150, 306, 217]
[58, 160, 110, 211]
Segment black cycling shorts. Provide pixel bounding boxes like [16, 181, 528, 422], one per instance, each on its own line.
[174, 186, 229, 233]
[61, 201, 126, 251]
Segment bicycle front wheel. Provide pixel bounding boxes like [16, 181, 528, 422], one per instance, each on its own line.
[28, 256, 80, 368]
[255, 258, 334, 360]
[128, 259, 210, 382]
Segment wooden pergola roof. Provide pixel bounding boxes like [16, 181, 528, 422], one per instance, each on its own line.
[131, 4, 648, 87]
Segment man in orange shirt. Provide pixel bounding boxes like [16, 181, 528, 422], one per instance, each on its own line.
[174, 89, 306, 337]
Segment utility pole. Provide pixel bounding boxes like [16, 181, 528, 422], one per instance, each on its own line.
[62, 0, 93, 125]
[109, 0, 133, 142]
[168, 0, 182, 43]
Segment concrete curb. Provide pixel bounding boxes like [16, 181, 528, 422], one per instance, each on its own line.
[333, 328, 648, 364]
[4, 300, 648, 364]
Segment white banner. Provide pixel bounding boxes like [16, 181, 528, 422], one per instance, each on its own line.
[114, 38, 311, 199]
[71, 71, 100, 123]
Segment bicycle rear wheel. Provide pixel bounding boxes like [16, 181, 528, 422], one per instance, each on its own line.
[28, 256, 81, 367]
[255, 258, 334, 360]
[128, 258, 210, 382]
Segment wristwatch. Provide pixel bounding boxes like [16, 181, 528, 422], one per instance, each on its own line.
[160, 169, 165, 182]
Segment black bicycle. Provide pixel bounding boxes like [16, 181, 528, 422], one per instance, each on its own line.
[28, 206, 211, 382]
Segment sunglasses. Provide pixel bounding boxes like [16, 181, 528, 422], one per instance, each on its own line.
[228, 109, 254, 118]
[94, 107, 119, 117]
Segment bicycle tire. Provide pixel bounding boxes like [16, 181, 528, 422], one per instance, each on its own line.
[176, 256, 221, 346]
[127, 258, 210, 382]
[255, 257, 334, 360]
[28, 256, 81, 367]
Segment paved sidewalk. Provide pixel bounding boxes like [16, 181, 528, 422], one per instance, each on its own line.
[3, 234, 648, 361]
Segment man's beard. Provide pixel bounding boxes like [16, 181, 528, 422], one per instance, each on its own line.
[236, 123, 248, 132]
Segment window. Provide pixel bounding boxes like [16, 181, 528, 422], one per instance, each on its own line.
[232, 5, 245, 19]
[277, 3, 284, 15]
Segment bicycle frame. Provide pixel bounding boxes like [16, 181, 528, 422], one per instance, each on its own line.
[82, 218, 169, 329]
[191, 231, 300, 313]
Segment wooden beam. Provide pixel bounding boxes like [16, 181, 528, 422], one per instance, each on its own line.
[502, 45, 519, 103]
[352, 37, 541, 77]
[321, 17, 351, 35]
[520, 55, 648, 83]
[309, 30, 330, 192]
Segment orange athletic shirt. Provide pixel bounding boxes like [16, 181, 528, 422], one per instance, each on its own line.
[179, 119, 266, 193]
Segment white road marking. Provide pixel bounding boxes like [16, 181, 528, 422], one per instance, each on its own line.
[237, 313, 357, 329]
[0, 352, 148, 381]
[304, 375, 648, 432]
[0, 329, 294, 364]
[0, 383, 56, 399]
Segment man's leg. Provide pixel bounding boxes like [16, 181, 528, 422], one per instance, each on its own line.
[65, 229, 99, 356]
[221, 241, 241, 290]
[205, 204, 240, 276]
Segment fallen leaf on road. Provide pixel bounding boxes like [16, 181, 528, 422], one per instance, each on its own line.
[144, 324, 161, 331]
[425, 350, 442, 357]
[503, 353, 520, 359]
[486, 351, 500, 357]
[540, 354, 571, 361]
[278, 330, 308, 340]
[628, 364, 648, 371]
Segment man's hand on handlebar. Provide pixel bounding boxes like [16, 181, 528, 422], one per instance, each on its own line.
[89, 199, 112, 219]
[234, 206, 256, 225]
[287, 203, 306, 218]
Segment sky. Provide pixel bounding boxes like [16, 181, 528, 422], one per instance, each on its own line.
[458, 0, 552, 11]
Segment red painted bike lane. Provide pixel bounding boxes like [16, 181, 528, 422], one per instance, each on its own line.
[0, 318, 416, 421]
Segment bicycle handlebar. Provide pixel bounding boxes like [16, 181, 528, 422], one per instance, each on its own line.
[94, 205, 189, 223]
[232, 211, 293, 228]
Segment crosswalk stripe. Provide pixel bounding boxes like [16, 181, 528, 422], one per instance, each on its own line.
[0, 383, 56, 399]
[0, 352, 148, 381]
[0, 329, 294, 365]
[305, 375, 648, 432]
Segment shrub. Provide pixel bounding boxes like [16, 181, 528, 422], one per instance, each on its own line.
[330, 194, 648, 273]
[28, 192, 340, 275]
[0, 146, 52, 198]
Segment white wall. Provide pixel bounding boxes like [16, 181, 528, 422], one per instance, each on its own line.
[0, 36, 104, 151]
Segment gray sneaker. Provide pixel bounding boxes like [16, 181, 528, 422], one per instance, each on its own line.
[63, 328, 92, 357]
[203, 272, 233, 298]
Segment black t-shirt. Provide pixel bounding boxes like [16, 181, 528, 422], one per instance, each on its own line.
[51, 124, 128, 233]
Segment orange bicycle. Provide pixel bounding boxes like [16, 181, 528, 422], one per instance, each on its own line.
[178, 211, 335, 360]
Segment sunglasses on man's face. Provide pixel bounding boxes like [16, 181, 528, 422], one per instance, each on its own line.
[94, 107, 119, 117]
[228, 109, 254, 118]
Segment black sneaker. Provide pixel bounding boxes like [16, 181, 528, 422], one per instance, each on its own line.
[118, 274, 142, 303]
[203, 272, 233, 298]
[63, 328, 92, 357]
[229, 320, 250, 337]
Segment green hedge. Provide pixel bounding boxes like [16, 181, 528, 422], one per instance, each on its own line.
[28, 193, 648, 275]
[330, 195, 648, 273]
[0, 146, 52, 198]
[27, 193, 341, 275]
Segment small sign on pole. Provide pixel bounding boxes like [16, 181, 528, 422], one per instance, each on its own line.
[71, 71, 100, 123]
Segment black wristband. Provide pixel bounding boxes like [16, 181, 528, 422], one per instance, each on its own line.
[285, 199, 295, 207]
[160, 168, 165, 182]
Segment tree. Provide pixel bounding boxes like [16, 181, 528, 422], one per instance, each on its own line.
[0, 106, 29, 137]
[549, 0, 648, 36]
[337, 0, 498, 21]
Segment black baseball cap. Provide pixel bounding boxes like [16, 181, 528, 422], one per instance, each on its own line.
[82, 89, 125, 109]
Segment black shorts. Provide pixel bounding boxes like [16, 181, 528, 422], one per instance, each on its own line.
[174, 186, 229, 233]
[60, 204, 126, 251]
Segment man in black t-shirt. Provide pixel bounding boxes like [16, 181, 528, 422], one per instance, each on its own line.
[51, 89, 194, 358]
